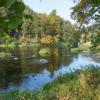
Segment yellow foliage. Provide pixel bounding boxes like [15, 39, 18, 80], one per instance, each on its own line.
[40, 35, 59, 45]
[20, 35, 26, 41]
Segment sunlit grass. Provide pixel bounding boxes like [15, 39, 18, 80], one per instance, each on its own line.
[71, 47, 82, 53]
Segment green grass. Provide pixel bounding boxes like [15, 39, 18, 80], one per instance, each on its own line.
[0, 66, 100, 100]
[71, 48, 82, 53]
[0, 44, 15, 48]
[0, 42, 41, 49]
[39, 48, 50, 57]
[94, 46, 100, 55]
[90, 45, 100, 56]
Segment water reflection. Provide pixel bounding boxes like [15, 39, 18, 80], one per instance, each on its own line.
[0, 47, 100, 92]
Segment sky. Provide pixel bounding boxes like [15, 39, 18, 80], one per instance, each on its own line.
[23, 0, 76, 24]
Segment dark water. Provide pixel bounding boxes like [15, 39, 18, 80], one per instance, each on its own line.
[0, 46, 100, 93]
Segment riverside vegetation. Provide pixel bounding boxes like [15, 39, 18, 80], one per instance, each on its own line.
[0, 0, 100, 99]
[0, 66, 100, 100]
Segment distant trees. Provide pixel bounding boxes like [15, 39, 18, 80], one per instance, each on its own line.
[48, 10, 63, 36]
[0, 0, 82, 46]
[62, 21, 73, 44]
[62, 21, 81, 47]
[21, 6, 33, 38]
[21, 8, 63, 39]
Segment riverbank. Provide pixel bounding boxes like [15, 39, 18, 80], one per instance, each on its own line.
[0, 66, 100, 100]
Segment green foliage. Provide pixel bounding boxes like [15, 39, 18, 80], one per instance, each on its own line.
[21, 8, 63, 39]
[4, 0, 16, 8]
[62, 21, 73, 42]
[48, 10, 62, 35]
[39, 48, 50, 56]
[71, 48, 82, 53]
[0, 0, 14, 8]
[0, 16, 8, 32]
[9, 1, 25, 15]
[71, 0, 100, 26]
[0, 52, 11, 58]
[0, 32, 7, 38]
[0, 90, 33, 100]
[95, 34, 100, 44]
[0, 0, 25, 34]
[0, 0, 98, 50]
[0, 32, 10, 44]
[8, 16, 22, 30]
[62, 21, 80, 47]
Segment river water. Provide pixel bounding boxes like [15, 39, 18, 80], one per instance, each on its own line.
[0, 46, 100, 92]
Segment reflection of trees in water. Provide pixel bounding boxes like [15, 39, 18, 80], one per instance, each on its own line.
[57, 47, 73, 66]
[0, 60, 23, 89]
[91, 55, 100, 62]
[0, 46, 73, 90]
[46, 47, 73, 72]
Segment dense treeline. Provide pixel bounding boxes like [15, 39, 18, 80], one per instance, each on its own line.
[0, 1, 81, 47]
[0, 0, 99, 50]
[21, 8, 63, 38]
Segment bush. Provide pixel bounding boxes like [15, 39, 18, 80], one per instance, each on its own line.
[39, 48, 50, 56]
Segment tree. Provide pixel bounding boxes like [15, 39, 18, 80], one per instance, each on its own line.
[0, 0, 25, 34]
[21, 6, 34, 37]
[62, 21, 81, 47]
[47, 10, 63, 36]
[71, 0, 100, 27]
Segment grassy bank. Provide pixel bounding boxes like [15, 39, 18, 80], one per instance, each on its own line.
[0, 66, 100, 100]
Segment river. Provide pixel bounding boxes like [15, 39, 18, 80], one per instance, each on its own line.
[0, 46, 100, 93]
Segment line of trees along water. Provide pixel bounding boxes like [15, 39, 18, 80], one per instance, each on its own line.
[0, 0, 100, 52]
